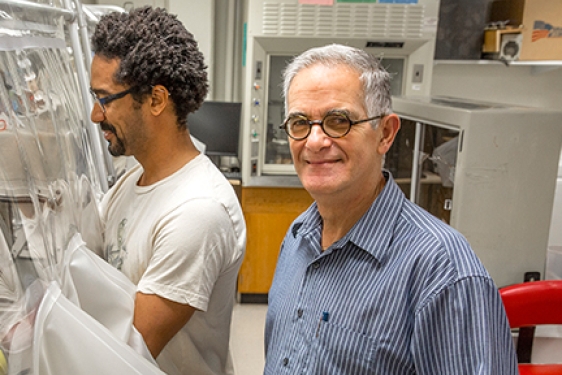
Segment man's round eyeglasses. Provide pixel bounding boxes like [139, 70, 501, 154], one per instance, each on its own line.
[89, 86, 136, 113]
[280, 112, 383, 140]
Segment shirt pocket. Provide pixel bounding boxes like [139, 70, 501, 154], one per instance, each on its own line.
[312, 321, 376, 375]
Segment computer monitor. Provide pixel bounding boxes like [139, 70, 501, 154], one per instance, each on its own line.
[187, 101, 242, 157]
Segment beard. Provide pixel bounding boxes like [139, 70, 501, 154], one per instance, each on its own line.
[101, 121, 126, 157]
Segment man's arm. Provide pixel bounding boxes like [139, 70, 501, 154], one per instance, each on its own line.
[133, 292, 197, 359]
[412, 276, 518, 374]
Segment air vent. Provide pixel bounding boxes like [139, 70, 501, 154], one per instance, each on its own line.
[262, 2, 425, 38]
[366, 41, 405, 48]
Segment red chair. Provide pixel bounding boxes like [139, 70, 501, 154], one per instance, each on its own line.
[500, 280, 562, 375]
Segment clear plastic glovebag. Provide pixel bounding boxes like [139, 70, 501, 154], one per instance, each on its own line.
[0, 4, 160, 374]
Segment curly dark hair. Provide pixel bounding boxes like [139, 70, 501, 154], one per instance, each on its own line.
[91, 6, 208, 128]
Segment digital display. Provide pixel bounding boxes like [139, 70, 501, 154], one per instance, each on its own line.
[187, 101, 242, 157]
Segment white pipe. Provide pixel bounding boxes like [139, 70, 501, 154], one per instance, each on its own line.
[410, 121, 423, 203]
[232, 0, 242, 102]
[224, 0, 235, 101]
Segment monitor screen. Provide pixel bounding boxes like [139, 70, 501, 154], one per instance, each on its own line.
[187, 101, 242, 157]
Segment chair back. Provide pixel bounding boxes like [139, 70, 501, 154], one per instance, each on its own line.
[500, 280, 562, 375]
[500, 280, 562, 328]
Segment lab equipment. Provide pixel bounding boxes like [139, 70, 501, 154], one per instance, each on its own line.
[239, 0, 441, 183]
[0, 1, 165, 373]
[392, 95, 562, 288]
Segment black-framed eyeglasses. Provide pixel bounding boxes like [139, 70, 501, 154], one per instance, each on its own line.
[280, 111, 383, 140]
[89, 86, 136, 113]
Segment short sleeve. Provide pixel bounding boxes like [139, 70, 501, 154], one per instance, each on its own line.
[137, 198, 237, 311]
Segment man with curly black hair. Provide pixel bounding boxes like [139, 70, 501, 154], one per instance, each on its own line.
[89, 6, 246, 375]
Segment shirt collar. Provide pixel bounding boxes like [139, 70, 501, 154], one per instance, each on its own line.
[292, 171, 404, 262]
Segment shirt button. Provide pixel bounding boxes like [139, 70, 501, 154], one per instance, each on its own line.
[283, 358, 289, 366]
[297, 309, 303, 318]
[313, 262, 320, 269]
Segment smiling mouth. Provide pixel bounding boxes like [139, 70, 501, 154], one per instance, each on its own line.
[307, 159, 339, 165]
[100, 122, 116, 138]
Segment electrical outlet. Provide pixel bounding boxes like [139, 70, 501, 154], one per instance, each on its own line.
[412, 64, 424, 83]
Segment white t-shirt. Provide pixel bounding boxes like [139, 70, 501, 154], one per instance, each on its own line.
[100, 154, 246, 375]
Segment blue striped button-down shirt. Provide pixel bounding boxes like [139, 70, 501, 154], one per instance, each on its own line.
[264, 172, 518, 375]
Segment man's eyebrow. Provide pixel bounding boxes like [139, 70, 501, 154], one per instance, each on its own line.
[326, 108, 351, 116]
[90, 87, 110, 96]
[286, 111, 307, 118]
[286, 108, 354, 119]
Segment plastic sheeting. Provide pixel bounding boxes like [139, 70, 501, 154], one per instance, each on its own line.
[2, 231, 163, 375]
[0, 2, 161, 373]
[33, 283, 161, 375]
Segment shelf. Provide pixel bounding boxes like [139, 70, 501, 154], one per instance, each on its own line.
[394, 171, 443, 185]
[434, 59, 562, 74]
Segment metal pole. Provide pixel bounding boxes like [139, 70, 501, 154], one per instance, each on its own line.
[74, 0, 92, 71]
[62, 0, 109, 192]
[73, 0, 117, 188]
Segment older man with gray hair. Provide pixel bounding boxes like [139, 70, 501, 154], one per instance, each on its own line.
[264, 44, 517, 375]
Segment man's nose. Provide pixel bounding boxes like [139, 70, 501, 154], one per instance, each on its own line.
[90, 102, 104, 123]
[305, 123, 331, 150]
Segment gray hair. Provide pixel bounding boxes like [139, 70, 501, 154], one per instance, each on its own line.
[282, 44, 392, 127]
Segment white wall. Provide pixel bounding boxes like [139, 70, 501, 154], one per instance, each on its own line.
[94, 0, 215, 98]
[167, 0, 214, 98]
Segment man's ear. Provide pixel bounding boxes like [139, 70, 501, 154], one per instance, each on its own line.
[149, 85, 169, 116]
[377, 113, 401, 154]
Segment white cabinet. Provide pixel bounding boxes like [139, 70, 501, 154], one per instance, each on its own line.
[391, 96, 562, 288]
[546, 154, 562, 279]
